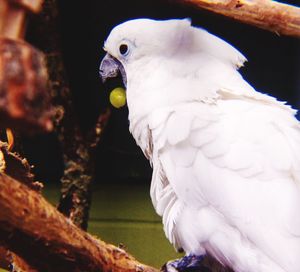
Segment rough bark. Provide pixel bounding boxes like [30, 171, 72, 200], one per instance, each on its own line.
[177, 0, 300, 37]
[47, 45, 99, 230]
[0, 0, 53, 133]
[27, 0, 111, 230]
[0, 142, 42, 271]
[0, 0, 51, 270]
[56, 108, 111, 230]
[0, 173, 158, 272]
[0, 38, 52, 133]
[0, 142, 43, 191]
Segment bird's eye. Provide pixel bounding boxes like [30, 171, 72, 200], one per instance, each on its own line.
[119, 44, 129, 56]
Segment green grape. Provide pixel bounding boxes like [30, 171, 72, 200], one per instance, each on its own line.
[109, 87, 126, 108]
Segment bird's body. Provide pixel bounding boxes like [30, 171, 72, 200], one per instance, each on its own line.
[100, 19, 300, 272]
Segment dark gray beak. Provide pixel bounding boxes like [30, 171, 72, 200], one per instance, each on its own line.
[99, 53, 127, 87]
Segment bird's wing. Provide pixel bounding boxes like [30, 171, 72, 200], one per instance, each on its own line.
[149, 93, 300, 268]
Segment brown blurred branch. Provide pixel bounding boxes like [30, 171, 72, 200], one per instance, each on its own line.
[0, 246, 10, 270]
[0, 0, 52, 134]
[177, 0, 300, 37]
[0, 0, 52, 269]
[0, 172, 158, 272]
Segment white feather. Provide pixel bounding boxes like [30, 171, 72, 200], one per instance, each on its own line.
[103, 18, 300, 272]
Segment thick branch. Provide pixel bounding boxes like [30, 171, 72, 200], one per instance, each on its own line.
[0, 37, 53, 133]
[178, 0, 300, 37]
[26, 0, 110, 230]
[0, 0, 26, 38]
[10, 0, 44, 13]
[0, 173, 158, 272]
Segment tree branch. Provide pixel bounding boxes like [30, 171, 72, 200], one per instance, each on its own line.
[0, 246, 10, 270]
[177, 0, 300, 37]
[0, 173, 158, 272]
[0, 0, 52, 134]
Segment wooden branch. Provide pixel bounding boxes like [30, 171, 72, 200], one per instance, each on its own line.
[0, 0, 44, 39]
[0, 142, 43, 191]
[177, 0, 300, 37]
[11, 254, 38, 272]
[0, 173, 158, 272]
[0, 38, 53, 133]
[57, 108, 111, 230]
[0, 0, 52, 134]
[0, 246, 10, 270]
[0, 0, 26, 38]
[0, 141, 42, 271]
[9, 0, 44, 13]
[26, 0, 112, 231]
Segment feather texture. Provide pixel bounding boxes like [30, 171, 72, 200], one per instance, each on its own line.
[148, 97, 300, 272]
[102, 18, 300, 272]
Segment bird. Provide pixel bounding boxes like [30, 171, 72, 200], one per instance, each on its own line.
[99, 18, 300, 272]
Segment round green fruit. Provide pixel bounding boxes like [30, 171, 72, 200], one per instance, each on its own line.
[109, 87, 126, 108]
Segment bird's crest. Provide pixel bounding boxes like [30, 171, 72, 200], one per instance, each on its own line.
[175, 18, 247, 68]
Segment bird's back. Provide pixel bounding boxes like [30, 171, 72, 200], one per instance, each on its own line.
[145, 93, 300, 272]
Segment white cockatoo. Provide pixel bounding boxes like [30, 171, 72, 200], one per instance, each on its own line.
[99, 18, 300, 272]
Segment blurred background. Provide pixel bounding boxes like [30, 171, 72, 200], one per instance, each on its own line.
[21, 0, 300, 267]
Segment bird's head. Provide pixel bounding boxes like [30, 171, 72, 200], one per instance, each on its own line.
[99, 18, 247, 120]
[99, 18, 194, 87]
[99, 18, 246, 87]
